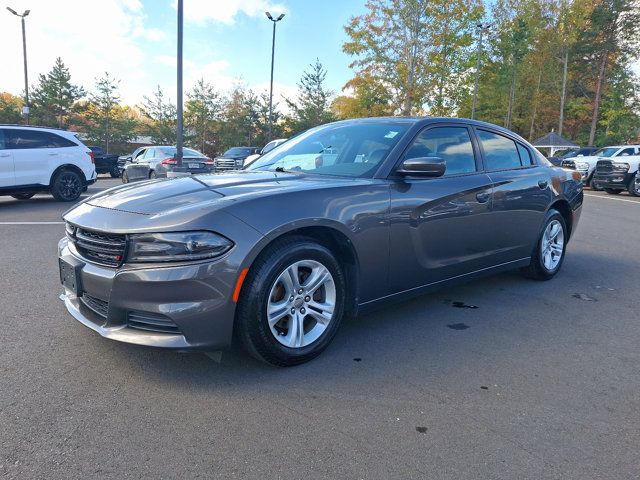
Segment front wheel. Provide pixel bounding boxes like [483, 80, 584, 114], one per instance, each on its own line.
[604, 188, 622, 195]
[51, 170, 83, 202]
[11, 192, 36, 200]
[589, 175, 603, 191]
[110, 165, 121, 178]
[236, 236, 346, 366]
[521, 209, 567, 281]
[627, 176, 640, 197]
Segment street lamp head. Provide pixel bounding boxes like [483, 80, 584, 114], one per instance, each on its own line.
[265, 11, 273, 20]
[6, 6, 18, 15]
[23, 10, 30, 16]
[276, 13, 285, 21]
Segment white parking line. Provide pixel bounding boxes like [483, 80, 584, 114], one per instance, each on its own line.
[584, 193, 639, 204]
[0, 222, 64, 225]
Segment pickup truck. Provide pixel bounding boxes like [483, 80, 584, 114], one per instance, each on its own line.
[89, 146, 121, 178]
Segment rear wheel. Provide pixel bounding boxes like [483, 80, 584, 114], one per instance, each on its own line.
[604, 188, 622, 195]
[110, 165, 121, 178]
[521, 209, 567, 281]
[236, 236, 346, 366]
[149, 170, 157, 179]
[11, 192, 35, 200]
[51, 170, 83, 202]
[627, 175, 640, 197]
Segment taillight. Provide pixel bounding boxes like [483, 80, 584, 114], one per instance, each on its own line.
[88, 151, 95, 163]
[160, 157, 177, 165]
[204, 158, 214, 165]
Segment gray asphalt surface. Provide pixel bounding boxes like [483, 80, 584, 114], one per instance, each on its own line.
[1, 178, 639, 479]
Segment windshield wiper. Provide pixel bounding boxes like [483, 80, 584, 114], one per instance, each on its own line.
[274, 166, 300, 173]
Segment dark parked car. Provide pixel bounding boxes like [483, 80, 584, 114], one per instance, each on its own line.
[117, 146, 149, 174]
[89, 146, 121, 177]
[58, 118, 583, 366]
[214, 146, 260, 171]
[548, 147, 598, 166]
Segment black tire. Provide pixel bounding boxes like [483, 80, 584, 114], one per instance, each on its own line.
[11, 192, 35, 200]
[589, 175, 603, 191]
[51, 170, 83, 202]
[149, 170, 157, 179]
[110, 165, 121, 178]
[604, 188, 622, 195]
[236, 236, 347, 367]
[521, 209, 568, 281]
[627, 175, 640, 197]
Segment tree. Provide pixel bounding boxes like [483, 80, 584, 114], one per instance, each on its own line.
[332, 74, 394, 119]
[82, 73, 137, 152]
[285, 59, 335, 134]
[139, 86, 177, 144]
[30, 57, 85, 128]
[0, 93, 23, 124]
[185, 79, 224, 156]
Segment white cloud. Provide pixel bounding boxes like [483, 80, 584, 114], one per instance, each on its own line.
[0, 0, 162, 104]
[174, 0, 288, 25]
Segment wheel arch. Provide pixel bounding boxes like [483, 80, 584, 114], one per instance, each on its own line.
[241, 222, 361, 317]
[49, 164, 86, 187]
[548, 198, 573, 240]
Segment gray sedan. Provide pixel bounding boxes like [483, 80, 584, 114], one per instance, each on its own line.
[58, 117, 583, 366]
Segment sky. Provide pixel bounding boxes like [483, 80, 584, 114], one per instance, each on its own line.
[1, 0, 368, 106]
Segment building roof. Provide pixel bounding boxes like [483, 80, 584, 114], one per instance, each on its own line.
[531, 131, 579, 149]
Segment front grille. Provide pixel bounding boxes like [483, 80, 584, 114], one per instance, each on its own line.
[215, 158, 238, 171]
[68, 225, 126, 267]
[561, 160, 576, 169]
[596, 160, 613, 173]
[127, 311, 181, 334]
[81, 294, 109, 318]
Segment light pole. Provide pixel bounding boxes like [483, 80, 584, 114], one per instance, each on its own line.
[7, 7, 30, 125]
[176, 0, 184, 169]
[471, 22, 489, 120]
[265, 11, 285, 142]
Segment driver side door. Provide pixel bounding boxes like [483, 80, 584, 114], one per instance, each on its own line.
[388, 124, 496, 293]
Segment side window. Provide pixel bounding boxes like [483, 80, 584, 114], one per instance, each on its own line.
[4, 130, 75, 149]
[142, 148, 155, 160]
[516, 143, 532, 165]
[477, 130, 522, 171]
[0, 129, 5, 150]
[404, 126, 476, 176]
[617, 148, 635, 157]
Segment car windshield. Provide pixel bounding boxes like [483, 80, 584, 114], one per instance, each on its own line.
[595, 147, 619, 157]
[247, 122, 411, 177]
[224, 147, 253, 156]
[560, 150, 577, 159]
[158, 147, 203, 157]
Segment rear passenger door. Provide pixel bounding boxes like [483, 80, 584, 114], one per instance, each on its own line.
[0, 129, 15, 187]
[475, 128, 552, 263]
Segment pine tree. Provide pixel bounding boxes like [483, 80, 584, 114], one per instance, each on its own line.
[30, 57, 85, 128]
[285, 59, 335, 134]
[139, 86, 177, 144]
[185, 79, 224, 156]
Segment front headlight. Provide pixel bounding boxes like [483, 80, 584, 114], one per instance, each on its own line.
[575, 161, 589, 170]
[127, 231, 233, 262]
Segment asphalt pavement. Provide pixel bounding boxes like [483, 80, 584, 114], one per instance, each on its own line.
[1, 178, 639, 479]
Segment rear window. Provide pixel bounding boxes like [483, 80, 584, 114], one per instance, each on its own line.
[5, 129, 77, 149]
[158, 147, 202, 157]
[477, 130, 523, 171]
[224, 147, 253, 156]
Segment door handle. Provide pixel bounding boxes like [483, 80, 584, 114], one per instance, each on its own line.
[476, 192, 490, 203]
[0, 153, 10, 157]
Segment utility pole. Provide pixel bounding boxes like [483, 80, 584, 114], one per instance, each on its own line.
[7, 7, 30, 124]
[265, 12, 285, 142]
[176, 0, 184, 168]
[471, 22, 489, 120]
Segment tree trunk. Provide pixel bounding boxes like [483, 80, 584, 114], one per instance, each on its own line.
[529, 65, 543, 140]
[588, 52, 607, 146]
[558, 50, 568, 137]
[505, 66, 517, 129]
[403, 47, 416, 116]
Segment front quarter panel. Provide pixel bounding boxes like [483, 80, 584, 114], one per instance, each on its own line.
[225, 181, 392, 303]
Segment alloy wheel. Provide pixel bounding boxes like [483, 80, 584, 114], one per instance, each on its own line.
[541, 219, 564, 271]
[266, 259, 336, 348]
[58, 173, 82, 200]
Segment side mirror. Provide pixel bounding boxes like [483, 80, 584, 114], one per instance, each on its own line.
[398, 156, 446, 177]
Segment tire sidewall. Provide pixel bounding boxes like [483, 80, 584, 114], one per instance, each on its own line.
[534, 210, 567, 279]
[238, 239, 346, 365]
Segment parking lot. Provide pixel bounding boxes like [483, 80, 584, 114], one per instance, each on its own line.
[1, 178, 638, 479]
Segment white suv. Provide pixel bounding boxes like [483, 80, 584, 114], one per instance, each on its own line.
[0, 125, 96, 201]
[561, 145, 639, 190]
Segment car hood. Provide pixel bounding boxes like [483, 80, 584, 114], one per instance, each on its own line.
[81, 171, 367, 216]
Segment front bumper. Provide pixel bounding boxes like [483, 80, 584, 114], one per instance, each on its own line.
[58, 237, 239, 350]
[592, 172, 634, 190]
